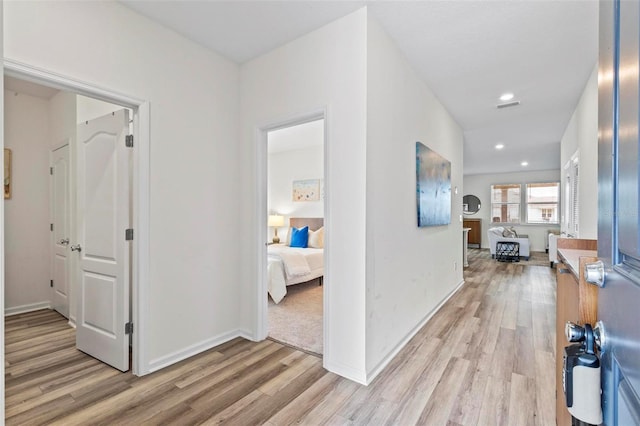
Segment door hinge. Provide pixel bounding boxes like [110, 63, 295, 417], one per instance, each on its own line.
[50, 280, 53, 288]
[50, 167, 53, 175]
[50, 223, 54, 231]
[125, 322, 134, 334]
[125, 135, 134, 148]
[125, 229, 134, 241]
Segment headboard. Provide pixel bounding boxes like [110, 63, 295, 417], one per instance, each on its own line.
[289, 217, 324, 231]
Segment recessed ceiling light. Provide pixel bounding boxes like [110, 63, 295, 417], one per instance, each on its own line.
[495, 143, 505, 150]
[500, 92, 515, 101]
[521, 161, 529, 166]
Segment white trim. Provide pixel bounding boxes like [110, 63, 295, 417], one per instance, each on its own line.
[68, 318, 77, 329]
[147, 330, 243, 373]
[4, 59, 144, 107]
[237, 328, 256, 341]
[3, 58, 151, 377]
[5, 302, 52, 316]
[365, 279, 466, 385]
[255, 109, 327, 345]
[324, 360, 367, 385]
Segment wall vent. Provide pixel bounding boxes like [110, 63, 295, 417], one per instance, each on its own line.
[497, 101, 521, 109]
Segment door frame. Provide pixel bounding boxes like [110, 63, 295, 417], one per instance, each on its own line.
[50, 142, 71, 320]
[255, 109, 329, 357]
[3, 59, 151, 376]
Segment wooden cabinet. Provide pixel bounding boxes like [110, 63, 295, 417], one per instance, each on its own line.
[555, 238, 598, 426]
[463, 218, 481, 248]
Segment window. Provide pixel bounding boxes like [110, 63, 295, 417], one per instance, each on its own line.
[526, 182, 560, 224]
[563, 153, 579, 236]
[491, 184, 521, 223]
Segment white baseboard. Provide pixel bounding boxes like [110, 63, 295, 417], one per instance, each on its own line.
[5, 302, 51, 316]
[365, 279, 466, 385]
[237, 328, 257, 341]
[147, 329, 244, 373]
[324, 359, 367, 385]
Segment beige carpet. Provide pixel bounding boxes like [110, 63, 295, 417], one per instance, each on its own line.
[268, 279, 323, 355]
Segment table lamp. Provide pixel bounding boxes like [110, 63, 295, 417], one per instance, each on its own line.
[268, 214, 285, 244]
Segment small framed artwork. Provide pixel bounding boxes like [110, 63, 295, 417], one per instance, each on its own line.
[4, 148, 11, 200]
[292, 179, 320, 202]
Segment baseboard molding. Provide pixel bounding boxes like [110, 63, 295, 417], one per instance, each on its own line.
[324, 359, 367, 385]
[147, 329, 244, 373]
[365, 279, 466, 385]
[68, 318, 77, 329]
[237, 328, 257, 341]
[5, 302, 51, 316]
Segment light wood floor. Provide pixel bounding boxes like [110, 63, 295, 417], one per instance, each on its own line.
[5, 249, 556, 425]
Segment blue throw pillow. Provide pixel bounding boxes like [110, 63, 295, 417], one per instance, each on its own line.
[289, 226, 309, 248]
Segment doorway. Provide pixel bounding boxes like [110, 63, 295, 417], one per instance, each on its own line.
[260, 114, 327, 356]
[2, 61, 149, 375]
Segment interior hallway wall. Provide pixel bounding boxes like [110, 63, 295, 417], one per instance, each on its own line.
[559, 65, 598, 239]
[240, 8, 368, 383]
[4, 89, 51, 313]
[5, 0, 241, 373]
[365, 15, 465, 376]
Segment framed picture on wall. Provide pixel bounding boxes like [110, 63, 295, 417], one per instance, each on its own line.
[4, 148, 11, 200]
[416, 142, 451, 227]
[292, 179, 320, 202]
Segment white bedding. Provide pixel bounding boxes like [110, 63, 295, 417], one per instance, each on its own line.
[267, 244, 324, 304]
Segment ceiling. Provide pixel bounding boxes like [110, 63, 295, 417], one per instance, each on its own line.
[4, 76, 59, 99]
[121, 1, 599, 175]
[268, 119, 324, 154]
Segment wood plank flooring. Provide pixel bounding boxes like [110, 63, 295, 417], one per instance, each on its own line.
[5, 249, 556, 425]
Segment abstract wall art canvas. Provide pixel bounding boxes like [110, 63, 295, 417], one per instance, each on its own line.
[292, 179, 320, 201]
[416, 142, 451, 227]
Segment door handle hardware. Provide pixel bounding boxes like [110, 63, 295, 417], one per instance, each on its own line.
[70, 244, 82, 252]
[594, 321, 607, 351]
[565, 321, 586, 343]
[58, 238, 69, 246]
[584, 260, 605, 287]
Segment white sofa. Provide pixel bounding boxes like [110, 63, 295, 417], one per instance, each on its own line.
[487, 227, 531, 260]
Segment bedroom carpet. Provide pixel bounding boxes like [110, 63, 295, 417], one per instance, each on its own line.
[268, 279, 323, 355]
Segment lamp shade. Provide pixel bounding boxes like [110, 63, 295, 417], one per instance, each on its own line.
[268, 215, 285, 227]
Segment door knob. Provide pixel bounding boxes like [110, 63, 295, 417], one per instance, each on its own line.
[593, 321, 607, 351]
[584, 260, 605, 287]
[70, 244, 82, 252]
[58, 238, 69, 246]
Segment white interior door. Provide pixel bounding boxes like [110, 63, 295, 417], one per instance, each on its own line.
[75, 110, 131, 372]
[51, 144, 70, 318]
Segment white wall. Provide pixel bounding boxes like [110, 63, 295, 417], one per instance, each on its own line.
[5, 1, 241, 372]
[463, 169, 561, 252]
[76, 95, 127, 124]
[50, 92, 76, 150]
[240, 8, 368, 382]
[365, 16, 465, 375]
[560, 65, 598, 239]
[268, 144, 324, 225]
[4, 90, 52, 313]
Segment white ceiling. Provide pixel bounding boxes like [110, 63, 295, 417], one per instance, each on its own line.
[4, 76, 59, 99]
[268, 119, 324, 154]
[121, 1, 599, 175]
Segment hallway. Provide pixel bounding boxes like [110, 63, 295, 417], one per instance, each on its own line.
[5, 249, 555, 425]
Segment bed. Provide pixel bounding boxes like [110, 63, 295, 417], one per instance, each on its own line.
[268, 218, 324, 304]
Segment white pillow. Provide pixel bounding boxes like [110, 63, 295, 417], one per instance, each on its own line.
[308, 227, 324, 248]
[285, 227, 293, 246]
